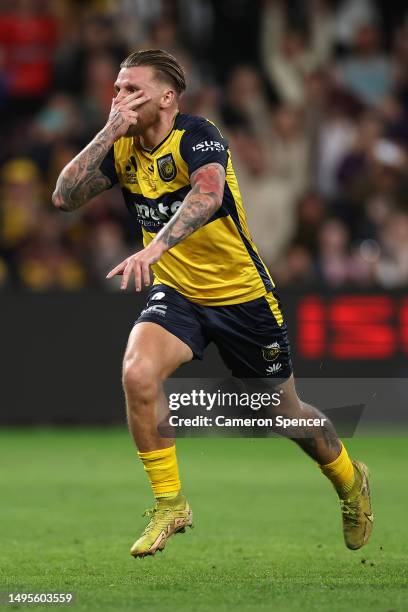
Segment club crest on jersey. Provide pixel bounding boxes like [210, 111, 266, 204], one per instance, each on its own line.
[157, 153, 177, 182]
[262, 342, 280, 362]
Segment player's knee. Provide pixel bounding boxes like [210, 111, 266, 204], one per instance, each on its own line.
[276, 391, 303, 418]
[122, 356, 158, 403]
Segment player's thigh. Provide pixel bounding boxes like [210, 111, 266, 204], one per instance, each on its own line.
[123, 321, 193, 383]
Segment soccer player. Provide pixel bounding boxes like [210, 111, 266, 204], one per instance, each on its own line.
[53, 49, 373, 557]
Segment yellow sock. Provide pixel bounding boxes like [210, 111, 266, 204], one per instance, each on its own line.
[138, 445, 181, 499]
[319, 443, 356, 499]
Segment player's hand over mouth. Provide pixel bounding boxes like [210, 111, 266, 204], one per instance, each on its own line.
[106, 90, 151, 140]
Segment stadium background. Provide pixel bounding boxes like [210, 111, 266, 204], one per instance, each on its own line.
[1, 0, 408, 422]
[1, 3, 408, 612]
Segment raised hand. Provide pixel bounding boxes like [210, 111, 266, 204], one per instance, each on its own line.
[106, 91, 151, 140]
[106, 242, 165, 291]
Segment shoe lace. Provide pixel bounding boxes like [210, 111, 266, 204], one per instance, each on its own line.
[340, 497, 360, 527]
[141, 504, 172, 536]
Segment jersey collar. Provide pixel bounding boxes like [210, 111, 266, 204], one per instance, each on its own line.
[139, 112, 180, 155]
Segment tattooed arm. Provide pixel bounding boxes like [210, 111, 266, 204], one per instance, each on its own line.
[52, 90, 150, 212]
[155, 162, 225, 248]
[106, 162, 226, 290]
[52, 131, 114, 212]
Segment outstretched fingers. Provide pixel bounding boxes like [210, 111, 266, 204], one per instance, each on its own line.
[106, 258, 128, 279]
[114, 90, 151, 110]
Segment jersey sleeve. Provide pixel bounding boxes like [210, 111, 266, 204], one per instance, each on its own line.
[99, 146, 118, 186]
[179, 119, 229, 177]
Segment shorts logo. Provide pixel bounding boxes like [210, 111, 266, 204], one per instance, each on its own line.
[157, 153, 177, 182]
[262, 342, 280, 362]
[192, 140, 225, 152]
[141, 304, 167, 317]
[266, 363, 282, 375]
[150, 292, 165, 301]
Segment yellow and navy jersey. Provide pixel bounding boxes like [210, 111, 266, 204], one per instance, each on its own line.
[100, 113, 274, 306]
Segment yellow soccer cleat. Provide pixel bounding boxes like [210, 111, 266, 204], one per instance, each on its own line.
[340, 461, 373, 550]
[131, 494, 193, 558]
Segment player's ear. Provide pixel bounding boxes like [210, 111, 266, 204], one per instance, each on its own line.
[160, 89, 176, 108]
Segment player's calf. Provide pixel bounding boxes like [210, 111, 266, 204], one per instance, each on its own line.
[272, 375, 373, 549]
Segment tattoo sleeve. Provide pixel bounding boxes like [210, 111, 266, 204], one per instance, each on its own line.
[153, 163, 226, 250]
[52, 128, 116, 212]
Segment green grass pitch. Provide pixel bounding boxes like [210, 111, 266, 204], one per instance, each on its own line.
[0, 429, 407, 612]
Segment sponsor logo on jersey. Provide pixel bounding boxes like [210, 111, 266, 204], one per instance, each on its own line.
[262, 342, 280, 362]
[151, 292, 166, 301]
[157, 153, 177, 181]
[192, 140, 225, 152]
[266, 363, 282, 375]
[134, 200, 183, 224]
[141, 304, 167, 317]
[125, 156, 138, 184]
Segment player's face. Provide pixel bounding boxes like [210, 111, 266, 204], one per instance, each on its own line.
[113, 66, 170, 136]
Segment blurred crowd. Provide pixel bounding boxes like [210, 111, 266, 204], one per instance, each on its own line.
[1, 0, 408, 291]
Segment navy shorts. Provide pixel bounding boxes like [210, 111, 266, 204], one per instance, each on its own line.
[135, 284, 293, 379]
